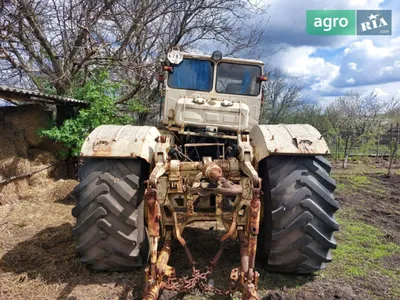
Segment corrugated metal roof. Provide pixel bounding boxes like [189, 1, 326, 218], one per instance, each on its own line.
[0, 85, 87, 105]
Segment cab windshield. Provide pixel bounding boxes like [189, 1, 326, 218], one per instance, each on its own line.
[216, 63, 261, 96]
[168, 59, 213, 91]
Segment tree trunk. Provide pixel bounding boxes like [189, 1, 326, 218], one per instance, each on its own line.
[395, 123, 399, 164]
[376, 121, 381, 162]
[343, 155, 349, 169]
[342, 133, 350, 169]
[335, 134, 340, 164]
[138, 111, 149, 125]
[387, 123, 399, 177]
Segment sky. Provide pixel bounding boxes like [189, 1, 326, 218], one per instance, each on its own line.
[258, 0, 400, 107]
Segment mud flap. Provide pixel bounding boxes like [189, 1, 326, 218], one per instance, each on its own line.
[249, 124, 330, 163]
[80, 125, 160, 163]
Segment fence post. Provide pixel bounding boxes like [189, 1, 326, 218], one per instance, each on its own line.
[376, 121, 381, 162]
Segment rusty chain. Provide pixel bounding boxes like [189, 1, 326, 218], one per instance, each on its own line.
[159, 225, 240, 296]
[164, 266, 231, 296]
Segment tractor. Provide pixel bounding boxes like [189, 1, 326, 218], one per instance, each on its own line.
[73, 49, 339, 299]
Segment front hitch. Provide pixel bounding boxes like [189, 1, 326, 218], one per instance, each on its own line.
[142, 154, 262, 299]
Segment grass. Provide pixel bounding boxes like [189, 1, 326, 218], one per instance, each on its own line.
[333, 172, 389, 197]
[350, 175, 371, 187]
[1, 159, 399, 299]
[333, 174, 371, 194]
[323, 209, 400, 298]
[329, 210, 400, 277]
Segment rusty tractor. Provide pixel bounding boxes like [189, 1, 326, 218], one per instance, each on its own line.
[72, 49, 339, 299]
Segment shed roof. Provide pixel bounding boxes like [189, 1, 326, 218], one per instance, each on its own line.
[0, 85, 87, 106]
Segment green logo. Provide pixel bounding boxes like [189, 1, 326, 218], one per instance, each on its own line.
[306, 10, 356, 35]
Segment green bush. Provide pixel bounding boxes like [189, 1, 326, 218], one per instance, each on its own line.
[41, 70, 133, 157]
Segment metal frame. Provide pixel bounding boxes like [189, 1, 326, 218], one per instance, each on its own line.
[143, 135, 261, 300]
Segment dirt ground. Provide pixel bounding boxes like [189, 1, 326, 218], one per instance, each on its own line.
[0, 158, 399, 300]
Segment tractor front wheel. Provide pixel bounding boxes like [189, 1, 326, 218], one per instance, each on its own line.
[72, 159, 149, 271]
[261, 155, 339, 273]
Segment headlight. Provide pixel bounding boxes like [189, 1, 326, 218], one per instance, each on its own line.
[159, 53, 167, 63]
[212, 50, 222, 62]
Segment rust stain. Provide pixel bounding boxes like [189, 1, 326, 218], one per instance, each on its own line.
[146, 188, 160, 237]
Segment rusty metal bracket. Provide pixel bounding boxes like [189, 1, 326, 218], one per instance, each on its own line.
[238, 134, 254, 163]
[240, 159, 259, 188]
[155, 136, 170, 163]
[238, 134, 259, 187]
[147, 136, 170, 189]
[229, 182, 262, 300]
[144, 231, 175, 300]
[144, 188, 163, 300]
[149, 163, 167, 188]
[173, 212, 195, 266]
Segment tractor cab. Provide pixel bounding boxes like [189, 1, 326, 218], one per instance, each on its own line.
[159, 50, 266, 133]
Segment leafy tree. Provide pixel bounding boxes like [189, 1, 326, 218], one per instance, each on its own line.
[0, 0, 267, 117]
[41, 70, 132, 157]
[260, 69, 306, 124]
[387, 102, 400, 123]
[325, 91, 390, 168]
[387, 122, 400, 176]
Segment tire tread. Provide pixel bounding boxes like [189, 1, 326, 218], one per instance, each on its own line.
[72, 158, 148, 271]
[261, 156, 338, 273]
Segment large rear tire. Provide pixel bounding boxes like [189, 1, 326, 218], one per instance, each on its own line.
[261, 156, 339, 273]
[72, 159, 149, 271]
